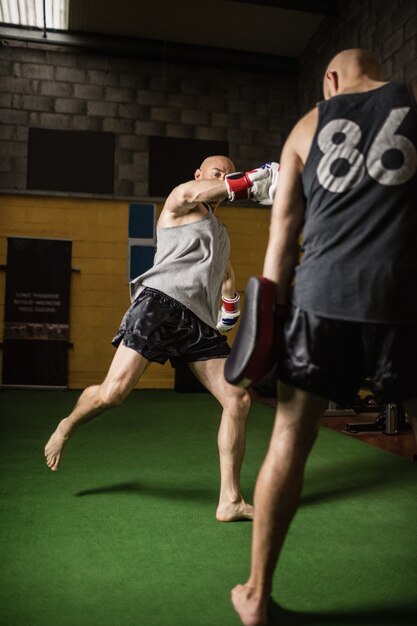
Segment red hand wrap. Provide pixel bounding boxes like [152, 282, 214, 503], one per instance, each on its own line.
[222, 292, 240, 313]
[225, 172, 253, 200]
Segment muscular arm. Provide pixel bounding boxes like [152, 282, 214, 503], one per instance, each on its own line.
[162, 179, 229, 219]
[263, 108, 317, 304]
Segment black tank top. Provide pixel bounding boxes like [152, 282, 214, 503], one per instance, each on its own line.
[295, 81, 417, 323]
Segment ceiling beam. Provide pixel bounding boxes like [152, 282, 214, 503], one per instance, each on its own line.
[0, 24, 298, 74]
[229, 0, 339, 15]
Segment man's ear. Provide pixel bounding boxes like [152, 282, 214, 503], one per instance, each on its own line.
[194, 168, 202, 180]
[324, 69, 339, 98]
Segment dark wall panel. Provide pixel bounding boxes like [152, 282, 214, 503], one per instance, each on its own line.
[27, 128, 115, 194]
[149, 136, 229, 197]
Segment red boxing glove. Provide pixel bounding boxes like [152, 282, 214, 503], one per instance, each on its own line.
[224, 171, 253, 201]
[224, 162, 279, 204]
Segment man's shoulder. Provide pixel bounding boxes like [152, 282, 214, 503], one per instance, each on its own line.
[158, 203, 209, 229]
[286, 107, 319, 161]
[296, 107, 319, 133]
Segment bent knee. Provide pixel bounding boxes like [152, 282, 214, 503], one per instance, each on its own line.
[98, 382, 127, 408]
[225, 387, 251, 415]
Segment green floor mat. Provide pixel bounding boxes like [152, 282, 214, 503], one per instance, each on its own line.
[0, 390, 416, 626]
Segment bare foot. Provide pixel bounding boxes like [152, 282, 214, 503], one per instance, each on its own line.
[216, 500, 254, 522]
[44, 419, 71, 471]
[231, 584, 267, 626]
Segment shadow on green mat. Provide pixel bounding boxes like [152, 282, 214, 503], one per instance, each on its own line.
[268, 600, 417, 625]
[75, 480, 214, 502]
[301, 453, 416, 506]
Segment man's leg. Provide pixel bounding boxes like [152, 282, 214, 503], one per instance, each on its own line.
[189, 358, 253, 522]
[44, 344, 149, 471]
[231, 382, 328, 626]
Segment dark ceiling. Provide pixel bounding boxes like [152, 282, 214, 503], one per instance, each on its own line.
[0, 0, 339, 74]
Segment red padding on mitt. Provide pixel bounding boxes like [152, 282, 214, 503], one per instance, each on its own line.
[224, 276, 285, 388]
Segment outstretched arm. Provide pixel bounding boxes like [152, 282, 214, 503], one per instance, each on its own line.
[160, 160, 280, 223]
[163, 179, 229, 218]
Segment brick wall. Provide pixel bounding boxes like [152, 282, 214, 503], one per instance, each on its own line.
[2, 2, 416, 195]
[297, 0, 417, 115]
[0, 41, 298, 195]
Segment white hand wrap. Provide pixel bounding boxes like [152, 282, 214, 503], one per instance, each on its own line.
[216, 292, 241, 333]
[249, 162, 279, 205]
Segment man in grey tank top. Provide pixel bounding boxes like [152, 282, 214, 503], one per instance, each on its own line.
[44, 154, 278, 523]
[232, 50, 417, 625]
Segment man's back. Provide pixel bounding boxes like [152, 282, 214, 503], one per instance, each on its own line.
[294, 80, 417, 323]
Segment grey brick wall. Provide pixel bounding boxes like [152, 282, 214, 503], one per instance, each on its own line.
[298, 0, 417, 114]
[0, 41, 296, 196]
[3, 0, 413, 197]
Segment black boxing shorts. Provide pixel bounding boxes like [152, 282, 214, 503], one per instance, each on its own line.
[112, 287, 230, 365]
[278, 303, 417, 405]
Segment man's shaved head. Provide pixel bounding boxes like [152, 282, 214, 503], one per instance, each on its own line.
[199, 155, 235, 173]
[323, 49, 383, 99]
[195, 155, 236, 181]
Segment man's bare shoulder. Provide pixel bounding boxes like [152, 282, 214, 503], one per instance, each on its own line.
[291, 107, 319, 140]
[158, 201, 207, 228]
[286, 107, 319, 164]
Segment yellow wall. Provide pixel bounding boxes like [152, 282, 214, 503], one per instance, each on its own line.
[0, 195, 271, 388]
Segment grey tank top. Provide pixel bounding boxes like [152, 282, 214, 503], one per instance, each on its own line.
[129, 205, 230, 329]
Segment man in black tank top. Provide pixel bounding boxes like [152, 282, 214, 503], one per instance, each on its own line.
[232, 49, 417, 626]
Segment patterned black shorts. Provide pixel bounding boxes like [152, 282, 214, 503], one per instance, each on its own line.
[278, 304, 417, 405]
[112, 287, 230, 365]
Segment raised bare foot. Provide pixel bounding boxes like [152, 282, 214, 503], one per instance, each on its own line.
[216, 500, 254, 522]
[44, 418, 70, 471]
[231, 584, 268, 626]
